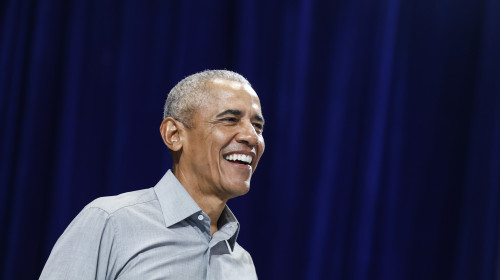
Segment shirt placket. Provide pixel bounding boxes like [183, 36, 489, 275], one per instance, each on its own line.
[193, 212, 238, 279]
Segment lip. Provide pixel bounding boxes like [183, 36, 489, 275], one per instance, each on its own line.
[224, 160, 253, 170]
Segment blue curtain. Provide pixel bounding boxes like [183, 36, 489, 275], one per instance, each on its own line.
[1, 0, 499, 279]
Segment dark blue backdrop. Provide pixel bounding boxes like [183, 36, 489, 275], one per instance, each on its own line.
[1, 0, 499, 279]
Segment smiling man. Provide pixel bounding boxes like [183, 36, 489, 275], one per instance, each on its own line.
[40, 70, 264, 280]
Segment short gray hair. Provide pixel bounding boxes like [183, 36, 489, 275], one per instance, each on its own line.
[163, 70, 251, 127]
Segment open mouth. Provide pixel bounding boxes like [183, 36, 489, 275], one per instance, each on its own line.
[224, 153, 253, 166]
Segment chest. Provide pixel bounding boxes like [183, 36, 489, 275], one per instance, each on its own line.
[109, 222, 255, 280]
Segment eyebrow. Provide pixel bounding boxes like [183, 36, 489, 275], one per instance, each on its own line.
[216, 109, 265, 124]
[216, 109, 242, 118]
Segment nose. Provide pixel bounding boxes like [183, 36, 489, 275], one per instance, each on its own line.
[235, 120, 260, 147]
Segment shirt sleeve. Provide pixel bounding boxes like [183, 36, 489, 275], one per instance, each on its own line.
[39, 206, 117, 280]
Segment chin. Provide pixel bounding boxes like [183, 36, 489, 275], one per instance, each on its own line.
[224, 182, 251, 198]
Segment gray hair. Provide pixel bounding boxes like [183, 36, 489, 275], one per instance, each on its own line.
[163, 70, 251, 127]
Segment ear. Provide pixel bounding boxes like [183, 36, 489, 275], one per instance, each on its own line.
[160, 117, 183, 152]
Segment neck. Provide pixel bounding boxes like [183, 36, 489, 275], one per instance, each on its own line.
[173, 166, 227, 236]
[195, 195, 226, 236]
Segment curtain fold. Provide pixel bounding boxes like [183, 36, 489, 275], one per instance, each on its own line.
[1, 0, 499, 279]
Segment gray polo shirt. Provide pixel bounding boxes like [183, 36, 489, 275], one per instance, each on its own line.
[39, 170, 257, 280]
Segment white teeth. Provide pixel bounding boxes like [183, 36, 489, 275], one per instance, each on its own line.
[225, 153, 253, 164]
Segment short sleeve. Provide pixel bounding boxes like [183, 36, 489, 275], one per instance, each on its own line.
[39, 206, 117, 280]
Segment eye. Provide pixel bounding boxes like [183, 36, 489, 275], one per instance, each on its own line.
[221, 117, 238, 123]
[253, 123, 264, 132]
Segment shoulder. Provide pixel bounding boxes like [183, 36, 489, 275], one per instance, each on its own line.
[85, 187, 158, 215]
[233, 242, 255, 263]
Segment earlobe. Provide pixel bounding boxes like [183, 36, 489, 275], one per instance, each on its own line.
[160, 118, 183, 151]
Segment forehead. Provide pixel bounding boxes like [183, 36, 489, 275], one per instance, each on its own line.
[203, 79, 262, 112]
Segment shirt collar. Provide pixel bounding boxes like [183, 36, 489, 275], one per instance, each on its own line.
[153, 170, 201, 227]
[218, 205, 241, 251]
[153, 170, 241, 250]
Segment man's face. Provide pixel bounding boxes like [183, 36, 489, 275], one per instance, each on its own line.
[179, 79, 265, 201]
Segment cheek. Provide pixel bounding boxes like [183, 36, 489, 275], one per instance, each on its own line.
[211, 129, 235, 147]
[253, 139, 265, 166]
[206, 133, 226, 161]
[259, 137, 265, 154]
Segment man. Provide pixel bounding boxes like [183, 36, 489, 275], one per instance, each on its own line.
[40, 70, 265, 279]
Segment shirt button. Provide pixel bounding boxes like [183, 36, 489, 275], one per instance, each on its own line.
[198, 214, 204, 221]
